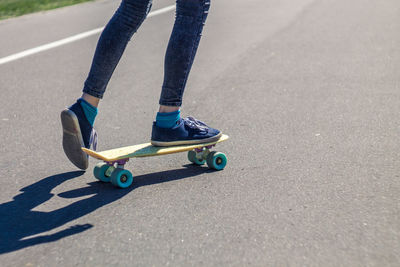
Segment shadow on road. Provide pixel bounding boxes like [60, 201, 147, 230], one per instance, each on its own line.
[0, 165, 209, 254]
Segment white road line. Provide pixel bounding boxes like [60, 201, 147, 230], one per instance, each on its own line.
[0, 5, 176, 65]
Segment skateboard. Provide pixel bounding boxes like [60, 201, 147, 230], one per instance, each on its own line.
[82, 134, 229, 188]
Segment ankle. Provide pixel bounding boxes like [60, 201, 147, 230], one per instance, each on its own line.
[78, 98, 98, 126]
[156, 110, 181, 128]
[82, 93, 100, 108]
[159, 105, 180, 113]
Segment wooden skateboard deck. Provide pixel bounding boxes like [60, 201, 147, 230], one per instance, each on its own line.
[81, 134, 229, 188]
[82, 134, 229, 161]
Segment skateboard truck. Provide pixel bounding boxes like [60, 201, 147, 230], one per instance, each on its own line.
[194, 145, 215, 160]
[187, 144, 227, 168]
[106, 159, 129, 169]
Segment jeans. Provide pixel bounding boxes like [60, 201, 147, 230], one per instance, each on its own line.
[83, 0, 211, 106]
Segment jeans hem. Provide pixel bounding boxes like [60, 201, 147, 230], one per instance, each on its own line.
[82, 88, 104, 99]
[158, 100, 182, 107]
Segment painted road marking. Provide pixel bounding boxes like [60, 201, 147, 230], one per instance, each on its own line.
[0, 5, 176, 65]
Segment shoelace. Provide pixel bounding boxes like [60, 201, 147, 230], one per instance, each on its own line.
[184, 117, 209, 132]
[89, 129, 98, 151]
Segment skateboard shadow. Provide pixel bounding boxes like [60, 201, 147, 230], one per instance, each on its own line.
[0, 165, 210, 254]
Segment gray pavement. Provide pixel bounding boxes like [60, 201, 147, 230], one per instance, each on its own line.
[1, 0, 400, 266]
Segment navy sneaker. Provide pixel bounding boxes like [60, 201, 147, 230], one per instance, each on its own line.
[151, 116, 222, 146]
[60, 99, 97, 170]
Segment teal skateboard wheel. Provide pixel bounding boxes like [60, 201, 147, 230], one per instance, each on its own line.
[110, 168, 134, 188]
[206, 151, 227, 170]
[93, 162, 112, 182]
[188, 150, 206, 165]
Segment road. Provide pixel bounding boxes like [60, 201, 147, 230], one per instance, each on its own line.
[0, 0, 399, 266]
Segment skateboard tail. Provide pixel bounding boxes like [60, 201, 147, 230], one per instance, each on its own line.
[81, 147, 110, 161]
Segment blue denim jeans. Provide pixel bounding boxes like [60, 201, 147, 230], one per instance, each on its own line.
[83, 0, 211, 106]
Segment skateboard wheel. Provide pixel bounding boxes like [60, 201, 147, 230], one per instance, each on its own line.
[110, 168, 133, 188]
[93, 162, 112, 182]
[206, 151, 227, 170]
[188, 150, 206, 165]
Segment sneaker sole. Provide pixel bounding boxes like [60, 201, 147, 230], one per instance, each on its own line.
[151, 132, 222, 147]
[61, 109, 88, 170]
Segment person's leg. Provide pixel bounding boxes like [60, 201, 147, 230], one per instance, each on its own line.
[83, 0, 153, 99]
[152, 0, 221, 146]
[62, 0, 152, 170]
[159, 0, 211, 108]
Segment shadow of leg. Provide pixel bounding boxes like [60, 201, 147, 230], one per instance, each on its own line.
[0, 165, 213, 254]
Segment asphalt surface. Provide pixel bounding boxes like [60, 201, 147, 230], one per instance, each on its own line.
[1, 0, 400, 266]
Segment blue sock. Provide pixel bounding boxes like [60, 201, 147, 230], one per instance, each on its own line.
[78, 98, 98, 126]
[156, 110, 181, 128]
